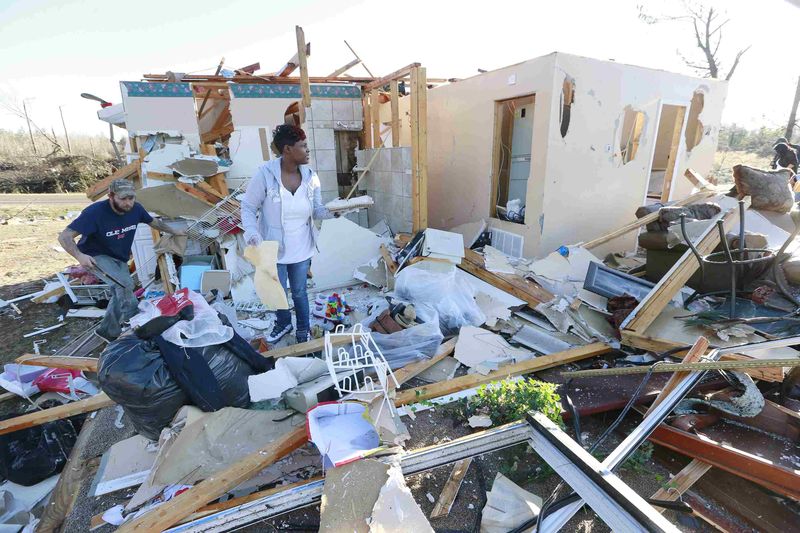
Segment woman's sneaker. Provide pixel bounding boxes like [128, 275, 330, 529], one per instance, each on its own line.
[296, 331, 310, 344]
[267, 323, 293, 343]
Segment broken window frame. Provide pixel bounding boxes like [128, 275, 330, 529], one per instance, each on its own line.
[489, 93, 535, 223]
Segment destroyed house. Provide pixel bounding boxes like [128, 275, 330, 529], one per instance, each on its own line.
[421, 52, 727, 259]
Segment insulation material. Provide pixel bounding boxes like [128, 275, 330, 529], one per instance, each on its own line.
[512, 324, 572, 354]
[120, 82, 200, 141]
[480, 473, 541, 533]
[243, 242, 289, 310]
[368, 464, 434, 533]
[312, 217, 387, 291]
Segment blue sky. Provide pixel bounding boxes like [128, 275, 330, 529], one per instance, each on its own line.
[1, 0, 797, 135]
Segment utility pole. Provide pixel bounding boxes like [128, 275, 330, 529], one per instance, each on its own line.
[59, 105, 72, 154]
[22, 99, 37, 154]
[786, 76, 800, 142]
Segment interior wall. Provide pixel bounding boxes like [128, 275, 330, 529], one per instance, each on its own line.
[377, 94, 412, 147]
[426, 54, 557, 256]
[651, 105, 681, 170]
[120, 82, 200, 146]
[538, 53, 727, 259]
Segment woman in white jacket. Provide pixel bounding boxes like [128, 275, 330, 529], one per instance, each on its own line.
[241, 125, 334, 344]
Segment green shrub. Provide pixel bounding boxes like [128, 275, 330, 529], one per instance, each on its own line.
[465, 378, 562, 426]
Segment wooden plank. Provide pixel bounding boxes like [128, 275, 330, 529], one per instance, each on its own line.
[174, 182, 220, 206]
[458, 248, 554, 307]
[580, 189, 716, 250]
[362, 94, 372, 149]
[145, 73, 377, 84]
[86, 161, 139, 201]
[150, 226, 174, 295]
[200, 144, 229, 196]
[650, 459, 712, 513]
[684, 168, 713, 190]
[363, 63, 421, 91]
[263, 334, 355, 359]
[295, 26, 311, 108]
[659, 106, 686, 202]
[380, 244, 398, 275]
[37, 413, 99, 532]
[410, 67, 422, 231]
[621, 332, 785, 382]
[197, 57, 225, 118]
[620, 197, 750, 337]
[392, 337, 456, 387]
[15, 355, 98, 373]
[646, 337, 708, 416]
[430, 458, 472, 518]
[395, 342, 611, 405]
[370, 89, 381, 149]
[416, 66, 428, 230]
[0, 393, 114, 436]
[275, 42, 310, 77]
[327, 58, 361, 78]
[390, 80, 400, 147]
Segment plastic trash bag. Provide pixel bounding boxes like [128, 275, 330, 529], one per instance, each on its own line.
[394, 263, 486, 335]
[0, 403, 83, 486]
[130, 289, 233, 348]
[366, 304, 444, 369]
[98, 336, 256, 440]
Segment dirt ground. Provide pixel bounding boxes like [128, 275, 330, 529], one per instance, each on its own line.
[0, 193, 90, 286]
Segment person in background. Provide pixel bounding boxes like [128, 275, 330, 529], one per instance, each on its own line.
[58, 179, 186, 341]
[241, 124, 337, 345]
[771, 137, 800, 172]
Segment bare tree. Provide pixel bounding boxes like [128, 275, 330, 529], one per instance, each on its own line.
[0, 96, 63, 155]
[638, 1, 751, 81]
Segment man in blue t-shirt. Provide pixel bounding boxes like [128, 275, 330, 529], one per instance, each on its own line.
[58, 179, 186, 341]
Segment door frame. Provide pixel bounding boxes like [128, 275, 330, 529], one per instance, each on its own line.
[642, 99, 689, 204]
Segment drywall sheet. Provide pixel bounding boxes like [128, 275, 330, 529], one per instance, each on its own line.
[319, 459, 390, 533]
[226, 126, 274, 188]
[311, 217, 386, 291]
[120, 82, 199, 138]
[135, 184, 213, 219]
[243, 241, 289, 310]
[151, 408, 303, 486]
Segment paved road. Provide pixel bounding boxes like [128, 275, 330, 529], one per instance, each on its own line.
[0, 193, 90, 206]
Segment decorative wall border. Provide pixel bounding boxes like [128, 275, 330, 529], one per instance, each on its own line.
[122, 82, 193, 97]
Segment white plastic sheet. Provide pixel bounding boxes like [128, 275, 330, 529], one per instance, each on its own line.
[129, 290, 233, 348]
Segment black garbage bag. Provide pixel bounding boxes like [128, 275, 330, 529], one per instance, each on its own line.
[98, 333, 269, 440]
[0, 403, 84, 486]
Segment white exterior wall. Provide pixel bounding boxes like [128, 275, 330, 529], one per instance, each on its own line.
[425, 52, 727, 259]
[539, 53, 727, 258]
[426, 54, 557, 257]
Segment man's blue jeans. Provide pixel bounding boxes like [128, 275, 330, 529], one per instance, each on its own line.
[275, 258, 311, 339]
[93, 254, 138, 340]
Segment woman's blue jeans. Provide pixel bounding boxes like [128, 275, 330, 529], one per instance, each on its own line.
[275, 258, 311, 338]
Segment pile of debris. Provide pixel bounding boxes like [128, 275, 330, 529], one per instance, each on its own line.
[0, 31, 799, 532]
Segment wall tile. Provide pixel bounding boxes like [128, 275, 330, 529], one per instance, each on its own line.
[332, 99, 354, 121]
[379, 148, 392, 172]
[310, 99, 333, 121]
[389, 172, 403, 197]
[315, 149, 337, 172]
[390, 148, 404, 171]
[312, 128, 335, 150]
[402, 172, 412, 197]
[352, 99, 363, 120]
[318, 170, 338, 192]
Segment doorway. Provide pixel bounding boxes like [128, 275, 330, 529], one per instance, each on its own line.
[490, 94, 535, 224]
[647, 103, 686, 201]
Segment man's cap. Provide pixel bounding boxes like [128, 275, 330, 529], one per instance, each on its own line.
[109, 179, 136, 198]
